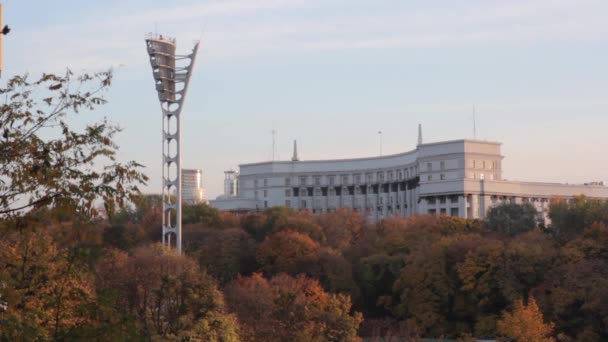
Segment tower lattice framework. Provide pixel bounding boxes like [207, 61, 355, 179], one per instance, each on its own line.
[145, 34, 199, 253]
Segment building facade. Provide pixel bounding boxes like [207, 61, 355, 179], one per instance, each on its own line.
[210, 137, 608, 223]
[182, 168, 207, 204]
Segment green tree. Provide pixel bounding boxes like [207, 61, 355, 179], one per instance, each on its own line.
[0, 70, 147, 217]
[485, 202, 538, 236]
[548, 196, 608, 242]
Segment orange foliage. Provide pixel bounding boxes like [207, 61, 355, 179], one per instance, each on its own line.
[226, 272, 363, 342]
[497, 297, 555, 342]
[256, 230, 320, 276]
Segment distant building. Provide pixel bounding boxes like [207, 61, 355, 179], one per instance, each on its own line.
[224, 170, 239, 197]
[182, 168, 206, 204]
[210, 127, 608, 224]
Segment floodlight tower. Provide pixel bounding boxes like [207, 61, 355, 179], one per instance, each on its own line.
[145, 34, 199, 254]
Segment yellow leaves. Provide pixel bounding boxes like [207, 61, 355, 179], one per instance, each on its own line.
[497, 297, 555, 342]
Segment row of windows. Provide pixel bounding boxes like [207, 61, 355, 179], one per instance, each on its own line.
[428, 208, 460, 216]
[426, 161, 446, 171]
[427, 173, 447, 181]
[470, 172, 496, 180]
[254, 167, 419, 188]
[288, 199, 409, 211]
[470, 160, 498, 170]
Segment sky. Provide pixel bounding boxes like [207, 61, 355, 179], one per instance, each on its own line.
[3, 0, 608, 198]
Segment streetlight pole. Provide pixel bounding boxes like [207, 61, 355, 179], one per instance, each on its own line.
[378, 130, 383, 156]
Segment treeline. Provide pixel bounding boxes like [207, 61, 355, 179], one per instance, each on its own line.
[1, 196, 607, 341]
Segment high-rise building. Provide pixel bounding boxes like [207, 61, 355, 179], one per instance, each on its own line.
[182, 168, 206, 204]
[224, 170, 239, 198]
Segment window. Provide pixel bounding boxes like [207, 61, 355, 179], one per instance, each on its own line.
[428, 209, 437, 215]
[398, 171, 402, 180]
[264, 201, 268, 208]
[263, 190, 268, 197]
[285, 189, 291, 197]
[285, 177, 291, 186]
[440, 208, 446, 215]
[427, 197, 436, 205]
[377, 172, 384, 182]
[354, 174, 361, 184]
[427, 174, 432, 181]
[264, 178, 268, 187]
[300, 176, 307, 186]
[472, 160, 476, 169]
[314, 188, 321, 196]
[450, 196, 458, 204]
[314, 176, 321, 186]
[482, 161, 486, 169]
[301, 200, 307, 209]
[285, 200, 291, 207]
[366, 173, 373, 183]
[427, 162, 432, 171]
[388, 171, 393, 181]
[440, 174, 446, 180]
[254, 191, 258, 198]
[329, 188, 335, 196]
[342, 175, 349, 185]
[440, 161, 445, 170]
[254, 179, 259, 187]
[329, 175, 335, 186]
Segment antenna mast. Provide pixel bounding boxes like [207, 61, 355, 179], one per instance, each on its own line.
[473, 105, 477, 140]
[271, 129, 277, 161]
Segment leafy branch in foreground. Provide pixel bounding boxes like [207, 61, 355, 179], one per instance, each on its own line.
[0, 69, 148, 217]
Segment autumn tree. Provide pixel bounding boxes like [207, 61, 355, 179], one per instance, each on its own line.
[184, 225, 257, 284]
[225, 273, 362, 342]
[96, 245, 239, 341]
[0, 223, 96, 340]
[316, 208, 366, 251]
[497, 297, 555, 342]
[256, 230, 320, 276]
[0, 70, 147, 217]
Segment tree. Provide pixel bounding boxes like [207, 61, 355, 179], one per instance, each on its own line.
[0, 70, 147, 217]
[96, 245, 239, 341]
[485, 202, 538, 236]
[225, 273, 363, 342]
[185, 225, 257, 284]
[549, 196, 608, 242]
[316, 208, 366, 251]
[0, 224, 96, 340]
[256, 230, 320, 276]
[497, 297, 555, 342]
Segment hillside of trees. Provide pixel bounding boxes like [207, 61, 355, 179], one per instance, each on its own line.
[1, 71, 608, 340]
[2, 196, 608, 340]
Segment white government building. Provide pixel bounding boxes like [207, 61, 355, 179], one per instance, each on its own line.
[210, 126, 608, 223]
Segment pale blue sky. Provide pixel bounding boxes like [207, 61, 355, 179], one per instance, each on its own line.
[4, 0, 608, 197]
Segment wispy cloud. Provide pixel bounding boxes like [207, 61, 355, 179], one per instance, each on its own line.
[6, 0, 608, 74]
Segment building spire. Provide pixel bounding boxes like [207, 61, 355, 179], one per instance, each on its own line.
[417, 123, 423, 146]
[291, 140, 299, 161]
